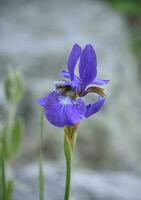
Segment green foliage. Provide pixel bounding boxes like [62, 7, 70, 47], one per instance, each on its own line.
[5, 180, 14, 200]
[4, 70, 24, 103]
[3, 119, 23, 160]
[0, 142, 5, 200]
[0, 142, 14, 200]
[0, 119, 23, 161]
[107, 0, 141, 15]
[10, 119, 22, 158]
[1, 69, 24, 160]
[0, 69, 24, 200]
[131, 34, 141, 59]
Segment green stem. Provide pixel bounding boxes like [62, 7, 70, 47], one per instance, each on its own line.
[0, 142, 6, 199]
[38, 110, 44, 200]
[64, 135, 72, 200]
[64, 156, 71, 200]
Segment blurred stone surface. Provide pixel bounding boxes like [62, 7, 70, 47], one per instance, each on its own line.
[0, 0, 141, 171]
[13, 162, 141, 200]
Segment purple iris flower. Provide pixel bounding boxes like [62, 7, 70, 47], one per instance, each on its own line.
[38, 44, 109, 127]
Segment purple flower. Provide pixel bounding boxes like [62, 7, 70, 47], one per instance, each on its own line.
[38, 44, 109, 127]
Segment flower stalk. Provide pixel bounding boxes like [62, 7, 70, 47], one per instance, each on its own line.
[64, 134, 72, 200]
[64, 124, 79, 200]
[38, 110, 45, 200]
[0, 141, 6, 200]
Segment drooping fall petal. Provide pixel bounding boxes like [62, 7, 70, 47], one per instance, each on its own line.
[85, 97, 105, 118]
[38, 91, 86, 127]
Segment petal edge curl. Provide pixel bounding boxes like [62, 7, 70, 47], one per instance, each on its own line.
[85, 97, 105, 118]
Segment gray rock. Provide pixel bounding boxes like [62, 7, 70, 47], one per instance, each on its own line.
[0, 0, 141, 170]
[13, 162, 141, 200]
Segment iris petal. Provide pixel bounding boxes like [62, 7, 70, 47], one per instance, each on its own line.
[61, 70, 70, 79]
[85, 97, 105, 118]
[67, 44, 81, 81]
[61, 70, 80, 82]
[93, 79, 110, 85]
[39, 91, 86, 127]
[38, 96, 48, 107]
[79, 44, 97, 88]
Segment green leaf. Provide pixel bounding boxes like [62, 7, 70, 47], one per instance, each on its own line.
[4, 70, 24, 103]
[5, 180, 14, 200]
[0, 125, 10, 160]
[10, 119, 22, 156]
[1, 118, 23, 160]
[0, 142, 6, 200]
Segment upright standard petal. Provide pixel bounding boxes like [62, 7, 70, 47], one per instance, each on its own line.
[85, 97, 105, 118]
[79, 44, 97, 88]
[61, 70, 80, 83]
[40, 91, 86, 127]
[67, 44, 81, 81]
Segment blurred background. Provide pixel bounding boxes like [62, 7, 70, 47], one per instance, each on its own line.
[0, 0, 141, 199]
